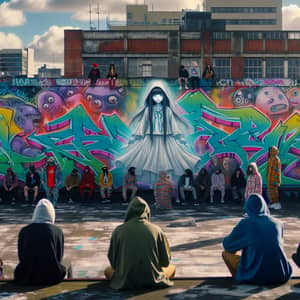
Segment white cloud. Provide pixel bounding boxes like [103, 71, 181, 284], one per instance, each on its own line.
[28, 25, 79, 73]
[0, 32, 23, 49]
[0, 2, 26, 26]
[283, 5, 300, 30]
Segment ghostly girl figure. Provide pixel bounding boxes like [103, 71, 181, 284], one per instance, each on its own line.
[116, 86, 200, 184]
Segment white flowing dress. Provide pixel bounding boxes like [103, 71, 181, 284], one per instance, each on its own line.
[116, 104, 200, 184]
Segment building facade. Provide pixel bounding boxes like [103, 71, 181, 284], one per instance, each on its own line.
[204, 0, 282, 31]
[64, 29, 300, 80]
[0, 48, 34, 78]
[37, 64, 61, 78]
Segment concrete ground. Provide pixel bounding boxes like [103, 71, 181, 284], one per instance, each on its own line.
[1, 195, 300, 299]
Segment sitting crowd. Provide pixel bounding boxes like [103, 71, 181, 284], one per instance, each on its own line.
[1, 193, 299, 290]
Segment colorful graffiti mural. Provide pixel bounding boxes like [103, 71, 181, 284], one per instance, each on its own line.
[0, 78, 299, 187]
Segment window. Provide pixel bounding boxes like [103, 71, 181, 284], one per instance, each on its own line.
[213, 32, 232, 40]
[288, 58, 300, 79]
[211, 7, 276, 13]
[141, 63, 152, 77]
[288, 32, 300, 40]
[266, 58, 284, 78]
[227, 19, 276, 25]
[213, 58, 231, 78]
[265, 32, 287, 40]
[244, 32, 263, 40]
[244, 58, 263, 78]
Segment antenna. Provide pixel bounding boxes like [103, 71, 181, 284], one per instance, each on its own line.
[89, 3, 92, 30]
[97, 3, 100, 30]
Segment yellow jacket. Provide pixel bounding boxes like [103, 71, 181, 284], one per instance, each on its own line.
[99, 172, 113, 188]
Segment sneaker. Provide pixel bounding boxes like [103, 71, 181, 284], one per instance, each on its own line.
[220, 199, 224, 204]
[185, 86, 189, 89]
[102, 199, 111, 203]
[268, 203, 276, 208]
[68, 198, 74, 204]
[194, 203, 200, 206]
[273, 203, 282, 210]
[210, 199, 214, 204]
[179, 86, 182, 90]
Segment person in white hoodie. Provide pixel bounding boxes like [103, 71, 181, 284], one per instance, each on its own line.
[14, 199, 69, 285]
[210, 169, 225, 203]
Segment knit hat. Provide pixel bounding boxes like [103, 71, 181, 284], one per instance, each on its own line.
[93, 63, 98, 68]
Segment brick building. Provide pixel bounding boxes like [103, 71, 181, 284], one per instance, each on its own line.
[64, 29, 300, 80]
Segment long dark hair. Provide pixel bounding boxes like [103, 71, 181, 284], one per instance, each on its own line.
[145, 87, 170, 143]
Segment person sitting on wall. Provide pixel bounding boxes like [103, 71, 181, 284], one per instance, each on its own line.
[178, 169, 197, 205]
[80, 166, 95, 203]
[2, 167, 19, 205]
[14, 199, 70, 285]
[222, 193, 292, 285]
[104, 196, 175, 289]
[88, 62, 101, 87]
[24, 165, 41, 203]
[99, 165, 113, 203]
[189, 61, 201, 90]
[63, 169, 81, 203]
[210, 168, 225, 204]
[122, 167, 137, 203]
[107, 63, 118, 89]
[202, 63, 215, 87]
[230, 167, 246, 203]
[178, 65, 189, 90]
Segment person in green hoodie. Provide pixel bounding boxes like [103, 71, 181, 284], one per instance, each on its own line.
[105, 196, 175, 290]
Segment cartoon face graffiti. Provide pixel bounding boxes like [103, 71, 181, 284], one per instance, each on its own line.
[255, 87, 289, 116]
[37, 90, 66, 118]
[59, 87, 83, 109]
[84, 86, 126, 114]
[232, 88, 256, 107]
[287, 87, 300, 110]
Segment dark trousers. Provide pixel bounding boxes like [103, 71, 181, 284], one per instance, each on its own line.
[62, 187, 80, 203]
[1, 187, 18, 203]
[190, 77, 200, 89]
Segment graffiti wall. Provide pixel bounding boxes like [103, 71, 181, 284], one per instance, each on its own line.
[0, 78, 299, 188]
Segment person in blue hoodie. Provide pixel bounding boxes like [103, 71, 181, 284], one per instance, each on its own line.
[222, 193, 292, 285]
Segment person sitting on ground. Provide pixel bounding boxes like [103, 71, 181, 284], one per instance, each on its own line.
[42, 157, 62, 206]
[245, 162, 262, 201]
[210, 169, 225, 203]
[178, 169, 197, 205]
[122, 167, 137, 202]
[64, 169, 81, 203]
[154, 171, 173, 209]
[2, 167, 18, 204]
[230, 167, 246, 203]
[14, 199, 69, 285]
[195, 168, 210, 202]
[24, 165, 41, 203]
[178, 65, 189, 90]
[292, 244, 300, 268]
[80, 166, 95, 203]
[105, 196, 175, 289]
[222, 193, 292, 285]
[99, 165, 113, 203]
[88, 62, 101, 87]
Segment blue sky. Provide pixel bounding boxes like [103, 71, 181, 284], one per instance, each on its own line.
[0, 0, 299, 71]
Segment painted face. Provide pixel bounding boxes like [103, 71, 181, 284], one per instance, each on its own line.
[233, 88, 255, 106]
[37, 91, 65, 117]
[256, 87, 289, 116]
[287, 87, 300, 109]
[85, 93, 103, 113]
[152, 93, 164, 104]
[14, 104, 41, 133]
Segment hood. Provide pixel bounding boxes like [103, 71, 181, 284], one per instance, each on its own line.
[124, 196, 151, 222]
[269, 146, 279, 157]
[32, 198, 55, 224]
[244, 194, 270, 217]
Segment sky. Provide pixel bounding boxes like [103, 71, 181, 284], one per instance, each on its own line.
[0, 0, 300, 73]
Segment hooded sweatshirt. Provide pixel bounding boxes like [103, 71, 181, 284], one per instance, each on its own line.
[223, 194, 292, 284]
[108, 196, 174, 290]
[14, 199, 66, 285]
